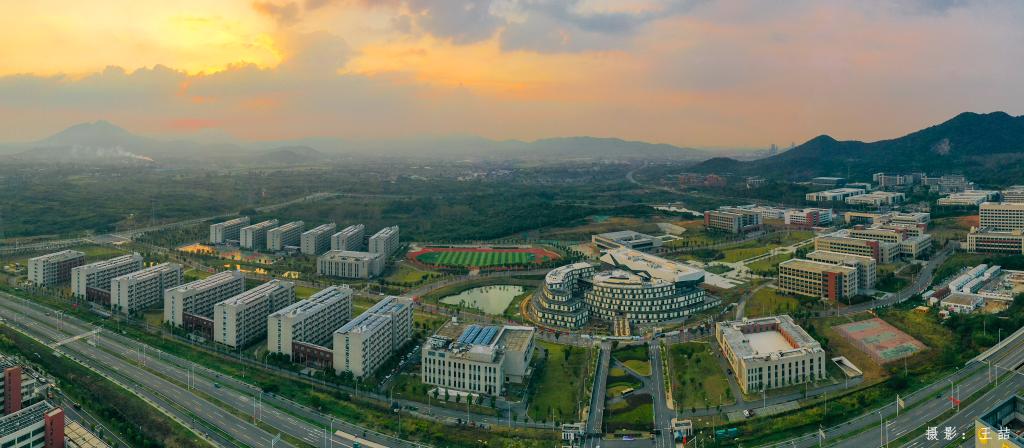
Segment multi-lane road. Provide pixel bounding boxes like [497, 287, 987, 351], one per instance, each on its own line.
[0, 291, 426, 448]
[761, 325, 1024, 447]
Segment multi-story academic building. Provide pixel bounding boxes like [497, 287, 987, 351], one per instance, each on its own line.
[2, 356, 42, 415]
[533, 262, 595, 329]
[300, 223, 336, 256]
[317, 250, 385, 279]
[110, 262, 183, 316]
[804, 188, 866, 202]
[71, 253, 144, 302]
[331, 224, 365, 251]
[0, 401, 65, 448]
[209, 217, 250, 244]
[1002, 186, 1024, 204]
[163, 271, 246, 333]
[717, 315, 826, 394]
[805, 250, 876, 292]
[845, 191, 905, 206]
[421, 322, 536, 397]
[704, 207, 763, 234]
[266, 221, 305, 251]
[27, 250, 85, 287]
[368, 226, 400, 256]
[967, 229, 1024, 255]
[214, 280, 294, 348]
[239, 219, 279, 250]
[332, 296, 412, 378]
[267, 285, 353, 359]
[814, 233, 897, 263]
[980, 202, 1024, 231]
[783, 208, 833, 227]
[777, 259, 858, 301]
[533, 248, 717, 329]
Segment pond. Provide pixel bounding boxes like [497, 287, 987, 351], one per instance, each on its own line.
[439, 284, 528, 315]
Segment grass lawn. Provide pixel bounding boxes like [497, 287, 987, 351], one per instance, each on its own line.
[612, 344, 651, 377]
[390, 373, 498, 416]
[384, 263, 437, 285]
[527, 341, 593, 424]
[605, 394, 654, 432]
[704, 264, 734, 275]
[295, 285, 319, 299]
[746, 253, 793, 275]
[183, 268, 212, 282]
[745, 288, 803, 318]
[143, 310, 162, 328]
[78, 244, 130, 261]
[667, 342, 732, 410]
[721, 244, 773, 263]
[503, 288, 535, 322]
[607, 367, 643, 390]
[876, 264, 910, 292]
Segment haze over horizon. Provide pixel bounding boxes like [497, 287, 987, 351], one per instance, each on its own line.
[2, 0, 1023, 148]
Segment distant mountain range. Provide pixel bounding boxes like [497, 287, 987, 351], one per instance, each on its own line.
[0, 121, 712, 165]
[692, 112, 1024, 184]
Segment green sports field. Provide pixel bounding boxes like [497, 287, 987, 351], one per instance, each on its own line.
[415, 250, 536, 267]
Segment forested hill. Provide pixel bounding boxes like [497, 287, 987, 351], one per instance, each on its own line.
[691, 112, 1024, 184]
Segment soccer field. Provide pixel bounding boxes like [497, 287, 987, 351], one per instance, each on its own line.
[416, 250, 536, 267]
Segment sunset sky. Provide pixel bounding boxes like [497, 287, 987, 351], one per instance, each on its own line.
[1, 0, 1022, 148]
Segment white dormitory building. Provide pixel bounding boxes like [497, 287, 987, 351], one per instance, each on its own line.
[300, 223, 336, 256]
[331, 224, 365, 251]
[209, 216, 250, 244]
[214, 280, 295, 348]
[266, 221, 305, 251]
[239, 219, 279, 250]
[317, 250, 385, 279]
[27, 250, 85, 286]
[333, 296, 413, 378]
[369, 225, 400, 257]
[111, 262, 184, 316]
[845, 191, 905, 206]
[717, 315, 826, 394]
[422, 322, 536, 397]
[163, 270, 246, 328]
[71, 253, 144, 299]
[267, 285, 353, 358]
[936, 190, 999, 207]
[804, 188, 866, 202]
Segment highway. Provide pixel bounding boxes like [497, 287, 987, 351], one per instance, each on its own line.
[586, 342, 612, 448]
[761, 323, 1024, 447]
[0, 291, 428, 448]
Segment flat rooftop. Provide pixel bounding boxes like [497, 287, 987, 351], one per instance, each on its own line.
[779, 258, 856, 275]
[30, 250, 85, 262]
[746, 331, 795, 354]
[169, 270, 242, 293]
[219, 279, 291, 306]
[599, 247, 704, 283]
[319, 250, 382, 262]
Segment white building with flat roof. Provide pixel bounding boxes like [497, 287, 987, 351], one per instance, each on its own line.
[240, 219, 279, 250]
[333, 296, 412, 378]
[422, 322, 536, 396]
[214, 280, 295, 348]
[368, 226, 400, 257]
[210, 217, 250, 244]
[1002, 186, 1024, 204]
[267, 221, 305, 251]
[110, 262, 183, 316]
[592, 230, 663, 252]
[716, 315, 826, 394]
[331, 224, 365, 251]
[27, 250, 85, 286]
[805, 188, 866, 202]
[300, 223, 336, 256]
[267, 285, 353, 357]
[845, 191, 905, 206]
[164, 271, 246, 327]
[71, 253, 144, 299]
[936, 191, 999, 207]
[317, 250, 385, 279]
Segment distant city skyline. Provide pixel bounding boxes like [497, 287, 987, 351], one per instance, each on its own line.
[1, 0, 1022, 148]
